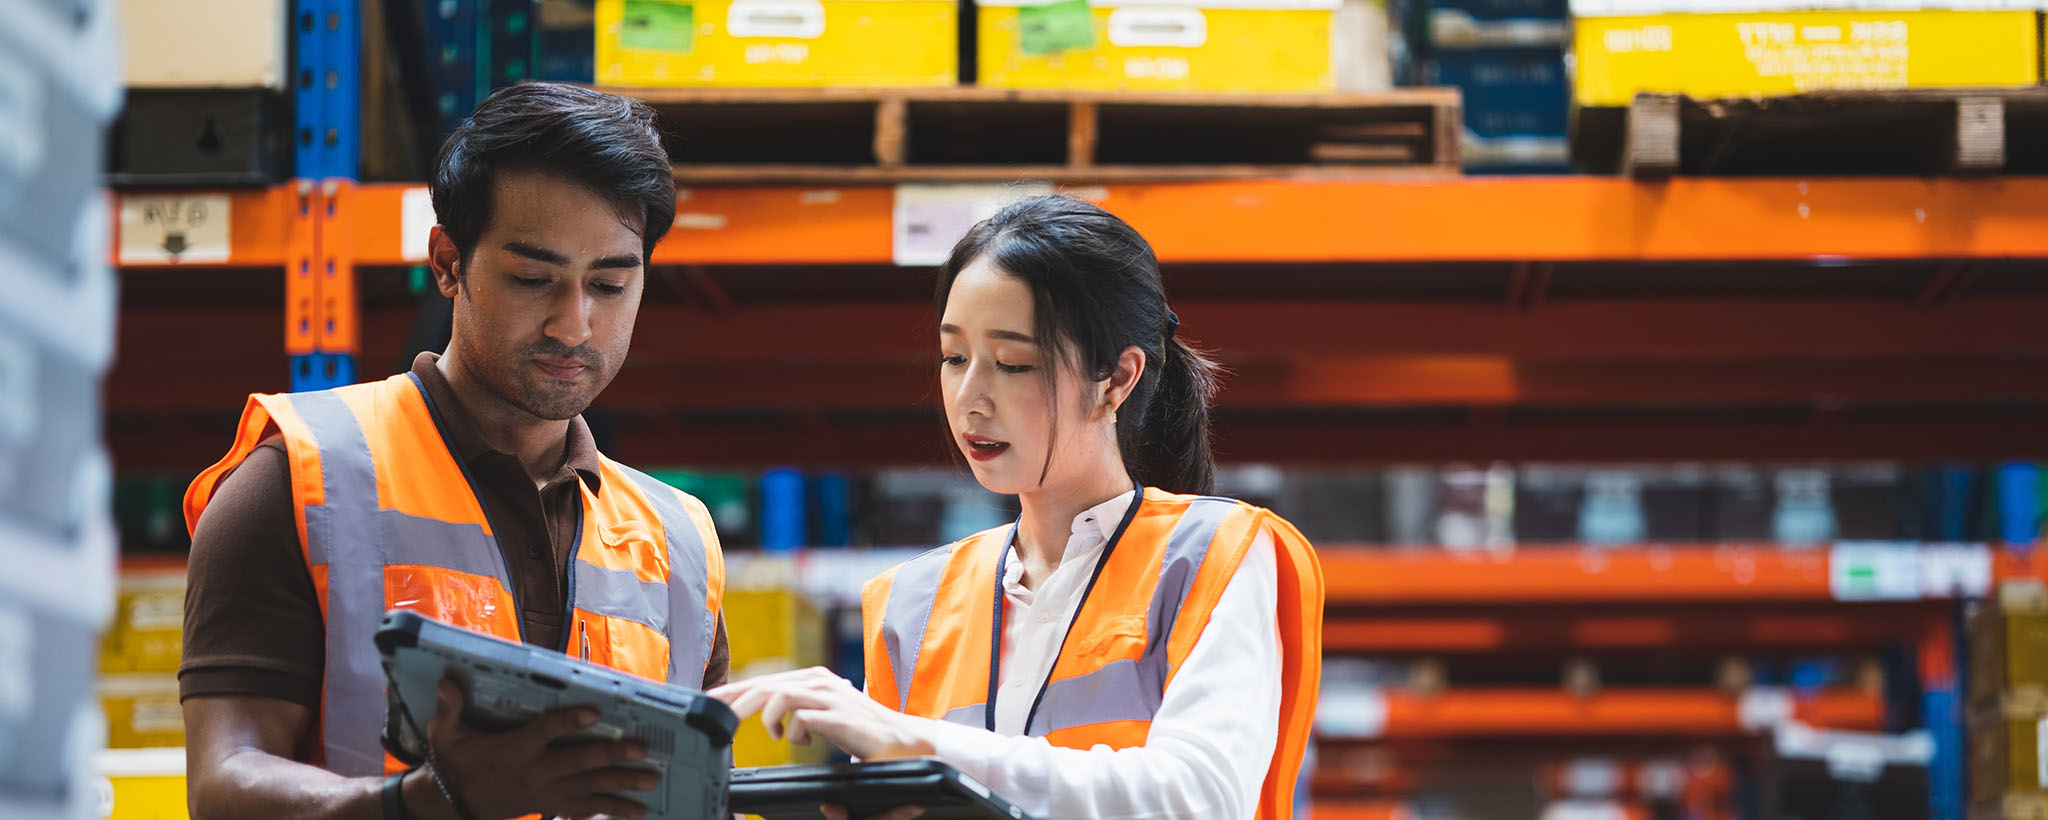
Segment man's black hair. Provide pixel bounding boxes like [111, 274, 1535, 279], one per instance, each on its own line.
[430, 82, 675, 271]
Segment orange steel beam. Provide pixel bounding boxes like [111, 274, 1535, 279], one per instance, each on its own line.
[1322, 545, 1834, 604]
[1323, 610, 1935, 652]
[1376, 689, 1882, 737]
[344, 184, 898, 267]
[334, 178, 2048, 267]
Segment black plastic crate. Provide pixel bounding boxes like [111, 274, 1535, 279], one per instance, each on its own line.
[108, 88, 289, 187]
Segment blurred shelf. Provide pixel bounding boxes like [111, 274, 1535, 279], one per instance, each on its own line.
[1318, 687, 1884, 738]
[1321, 543, 2012, 605]
[110, 177, 2048, 269]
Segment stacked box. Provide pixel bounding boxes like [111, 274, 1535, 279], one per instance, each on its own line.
[723, 556, 830, 767]
[1569, 1, 2042, 108]
[1970, 584, 2048, 818]
[99, 676, 184, 750]
[978, 0, 1391, 92]
[0, 0, 122, 815]
[596, 0, 960, 87]
[111, 0, 291, 185]
[1415, 0, 1570, 170]
[100, 568, 185, 676]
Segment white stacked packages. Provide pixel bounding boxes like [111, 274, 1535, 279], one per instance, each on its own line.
[0, 0, 124, 818]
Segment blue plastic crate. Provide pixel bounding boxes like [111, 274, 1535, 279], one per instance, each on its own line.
[1427, 46, 1569, 140]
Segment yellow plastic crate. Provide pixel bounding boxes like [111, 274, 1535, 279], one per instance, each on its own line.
[101, 675, 185, 750]
[723, 558, 829, 768]
[97, 748, 189, 820]
[596, 0, 957, 87]
[1572, 9, 2041, 107]
[101, 570, 184, 675]
[978, 0, 1349, 92]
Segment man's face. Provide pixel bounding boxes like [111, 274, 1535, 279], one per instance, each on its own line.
[441, 170, 648, 421]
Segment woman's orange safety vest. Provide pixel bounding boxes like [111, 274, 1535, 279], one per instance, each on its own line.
[861, 488, 1324, 820]
[184, 372, 725, 777]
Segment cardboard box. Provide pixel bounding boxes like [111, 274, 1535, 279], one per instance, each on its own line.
[978, 0, 1390, 92]
[1972, 585, 2048, 707]
[596, 0, 958, 87]
[1572, 9, 2040, 107]
[118, 0, 288, 88]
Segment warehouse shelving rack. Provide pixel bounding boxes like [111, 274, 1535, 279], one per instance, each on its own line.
[103, 2, 2048, 817]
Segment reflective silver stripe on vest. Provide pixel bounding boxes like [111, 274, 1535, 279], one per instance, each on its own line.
[920, 500, 1235, 736]
[293, 390, 513, 777]
[880, 543, 962, 711]
[615, 465, 712, 685]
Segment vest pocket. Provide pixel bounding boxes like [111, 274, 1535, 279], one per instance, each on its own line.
[1069, 613, 1148, 662]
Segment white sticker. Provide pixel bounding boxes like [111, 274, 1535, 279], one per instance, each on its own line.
[1311, 686, 1388, 739]
[892, 183, 1052, 267]
[400, 186, 434, 262]
[2038, 715, 2047, 787]
[1830, 542, 1921, 601]
[726, 0, 827, 38]
[1738, 687, 1794, 731]
[1920, 543, 1993, 599]
[117, 194, 230, 264]
[1107, 7, 1208, 48]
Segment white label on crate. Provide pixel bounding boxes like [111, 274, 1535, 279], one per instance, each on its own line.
[400, 186, 434, 262]
[1830, 542, 1921, 601]
[1920, 543, 1993, 599]
[1824, 740, 1885, 783]
[127, 592, 183, 631]
[2039, 715, 2047, 787]
[1107, 7, 1208, 48]
[117, 194, 230, 265]
[892, 183, 1053, 267]
[727, 0, 827, 39]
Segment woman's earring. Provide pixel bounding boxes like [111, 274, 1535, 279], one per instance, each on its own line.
[1107, 406, 1119, 425]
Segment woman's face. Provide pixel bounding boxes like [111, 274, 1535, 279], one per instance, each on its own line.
[939, 257, 1110, 496]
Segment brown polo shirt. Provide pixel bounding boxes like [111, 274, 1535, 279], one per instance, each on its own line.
[180, 352, 728, 707]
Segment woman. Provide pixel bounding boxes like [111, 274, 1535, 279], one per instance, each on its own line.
[713, 195, 1325, 820]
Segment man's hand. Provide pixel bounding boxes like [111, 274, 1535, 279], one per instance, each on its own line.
[424, 677, 656, 820]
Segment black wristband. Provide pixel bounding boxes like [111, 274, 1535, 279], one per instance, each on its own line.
[381, 770, 410, 820]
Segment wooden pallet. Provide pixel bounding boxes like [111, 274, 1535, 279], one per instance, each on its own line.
[1575, 88, 2048, 177]
[602, 86, 1462, 182]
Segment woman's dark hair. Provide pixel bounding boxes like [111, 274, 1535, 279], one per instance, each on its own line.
[937, 194, 1222, 495]
[430, 82, 676, 269]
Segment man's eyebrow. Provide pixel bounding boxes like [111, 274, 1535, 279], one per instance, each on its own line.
[503, 242, 569, 265]
[592, 254, 642, 270]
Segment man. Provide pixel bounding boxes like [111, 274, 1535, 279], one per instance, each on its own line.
[179, 82, 727, 820]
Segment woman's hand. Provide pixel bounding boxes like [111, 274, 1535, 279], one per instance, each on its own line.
[710, 667, 936, 760]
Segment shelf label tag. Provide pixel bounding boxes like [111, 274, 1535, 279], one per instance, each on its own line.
[400, 187, 434, 261]
[1829, 542, 1920, 601]
[118, 194, 230, 265]
[892, 183, 1051, 267]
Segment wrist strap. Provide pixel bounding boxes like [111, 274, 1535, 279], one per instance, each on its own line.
[380, 771, 410, 820]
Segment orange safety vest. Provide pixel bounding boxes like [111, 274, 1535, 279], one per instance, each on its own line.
[861, 487, 1324, 820]
[184, 372, 725, 777]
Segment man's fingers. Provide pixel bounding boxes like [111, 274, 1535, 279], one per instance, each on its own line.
[879, 806, 928, 820]
[820, 804, 850, 820]
[553, 794, 650, 820]
[519, 706, 601, 749]
[540, 740, 647, 777]
[431, 677, 463, 733]
[554, 765, 660, 797]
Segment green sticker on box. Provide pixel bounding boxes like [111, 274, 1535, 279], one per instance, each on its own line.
[620, 0, 695, 54]
[1017, 0, 1095, 56]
